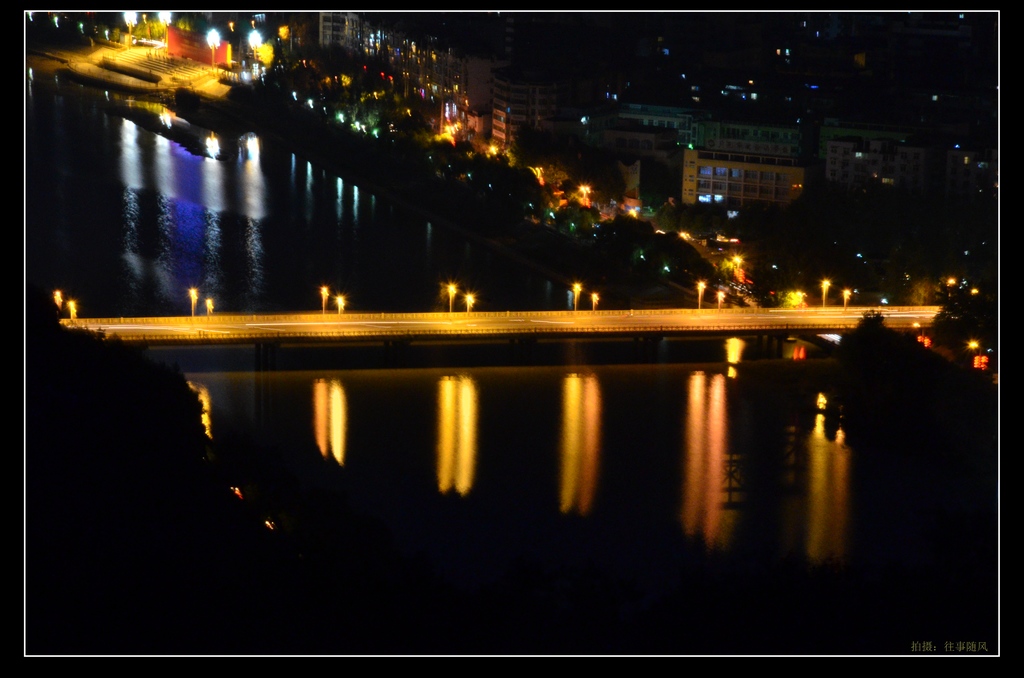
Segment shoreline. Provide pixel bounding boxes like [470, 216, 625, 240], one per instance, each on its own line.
[29, 43, 689, 309]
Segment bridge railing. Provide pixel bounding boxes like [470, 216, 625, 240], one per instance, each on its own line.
[61, 305, 940, 327]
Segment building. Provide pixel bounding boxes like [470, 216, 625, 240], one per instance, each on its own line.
[695, 118, 808, 160]
[681, 147, 818, 208]
[817, 118, 924, 160]
[617, 101, 709, 147]
[602, 122, 681, 165]
[492, 66, 570, 148]
[824, 137, 934, 195]
[944, 145, 998, 201]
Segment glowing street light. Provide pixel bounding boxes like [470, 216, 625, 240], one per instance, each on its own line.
[54, 290, 62, 312]
[321, 286, 329, 314]
[207, 28, 221, 67]
[124, 12, 137, 48]
[465, 293, 475, 313]
[821, 279, 831, 307]
[572, 283, 582, 311]
[67, 300, 77, 321]
[447, 284, 457, 314]
[336, 295, 345, 314]
[249, 29, 261, 62]
[843, 289, 851, 310]
[206, 298, 214, 315]
[591, 292, 599, 311]
[697, 281, 706, 309]
[717, 289, 725, 311]
[189, 288, 198, 317]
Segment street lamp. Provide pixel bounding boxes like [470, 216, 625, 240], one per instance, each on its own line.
[249, 29, 261, 64]
[67, 300, 77, 321]
[591, 292, 599, 311]
[448, 284, 457, 314]
[821, 279, 831, 307]
[336, 295, 345, 314]
[207, 28, 221, 67]
[54, 290, 62, 312]
[843, 289, 851, 310]
[697, 281, 706, 309]
[321, 286, 329, 314]
[465, 293, 475, 313]
[124, 12, 136, 49]
[189, 288, 198, 317]
[572, 283, 582, 311]
[717, 290, 725, 311]
[206, 298, 214, 315]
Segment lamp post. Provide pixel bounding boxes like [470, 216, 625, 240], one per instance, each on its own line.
[321, 286, 329, 314]
[821, 279, 831, 307]
[189, 288, 198, 317]
[54, 290, 62, 312]
[717, 290, 725, 311]
[465, 293, 475, 313]
[697, 281, 706, 309]
[448, 284, 456, 314]
[206, 298, 214, 315]
[573, 283, 582, 311]
[124, 12, 136, 49]
[67, 300, 77, 321]
[249, 29, 261, 65]
[843, 289, 851, 311]
[336, 295, 345, 314]
[207, 28, 221, 67]
[591, 292, 599, 311]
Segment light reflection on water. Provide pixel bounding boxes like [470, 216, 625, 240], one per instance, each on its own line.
[184, 361, 865, 594]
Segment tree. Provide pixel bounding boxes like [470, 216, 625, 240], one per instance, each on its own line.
[256, 42, 275, 68]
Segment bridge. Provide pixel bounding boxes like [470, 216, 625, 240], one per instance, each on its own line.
[62, 306, 938, 368]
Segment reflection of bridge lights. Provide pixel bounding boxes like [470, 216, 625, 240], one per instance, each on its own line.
[205, 134, 219, 158]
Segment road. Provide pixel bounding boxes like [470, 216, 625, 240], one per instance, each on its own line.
[61, 306, 939, 347]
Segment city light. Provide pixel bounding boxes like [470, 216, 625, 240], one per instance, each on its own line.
[54, 290, 62, 312]
[124, 12, 137, 47]
[336, 295, 345, 314]
[697, 281, 706, 309]
[465, 293, 475, 313]
[843, 289, 851, 310]
[207, 28, 221, 67]
[573, 283, 582, 311]
[206, 298, 214, 315]
[189, 288, 198, 316]
[591, 292, 599, 311]
[448, 284, 457, 314]
[821, 279, 831, 307]
[321, 286, 329, 314]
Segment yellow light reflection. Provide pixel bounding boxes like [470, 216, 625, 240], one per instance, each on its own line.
[803, 413, 851, 562]
[188, 381, 213, 438]
[559, 372, 602, 515]
[680, 371, 734, 548]
[313, 378, 347, 465]
[436, 375, 478, 495]
[725, 337, 744, 364]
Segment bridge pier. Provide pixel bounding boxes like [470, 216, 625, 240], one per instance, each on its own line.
[383, 339, 409, 367]
[509, 337, 536, 365]
[633, 336, 661, 363]
[254, 342, 278, 372]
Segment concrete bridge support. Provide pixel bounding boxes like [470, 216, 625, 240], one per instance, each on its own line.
[254, 342, 278, 372]
[509, 337, 537, 365]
